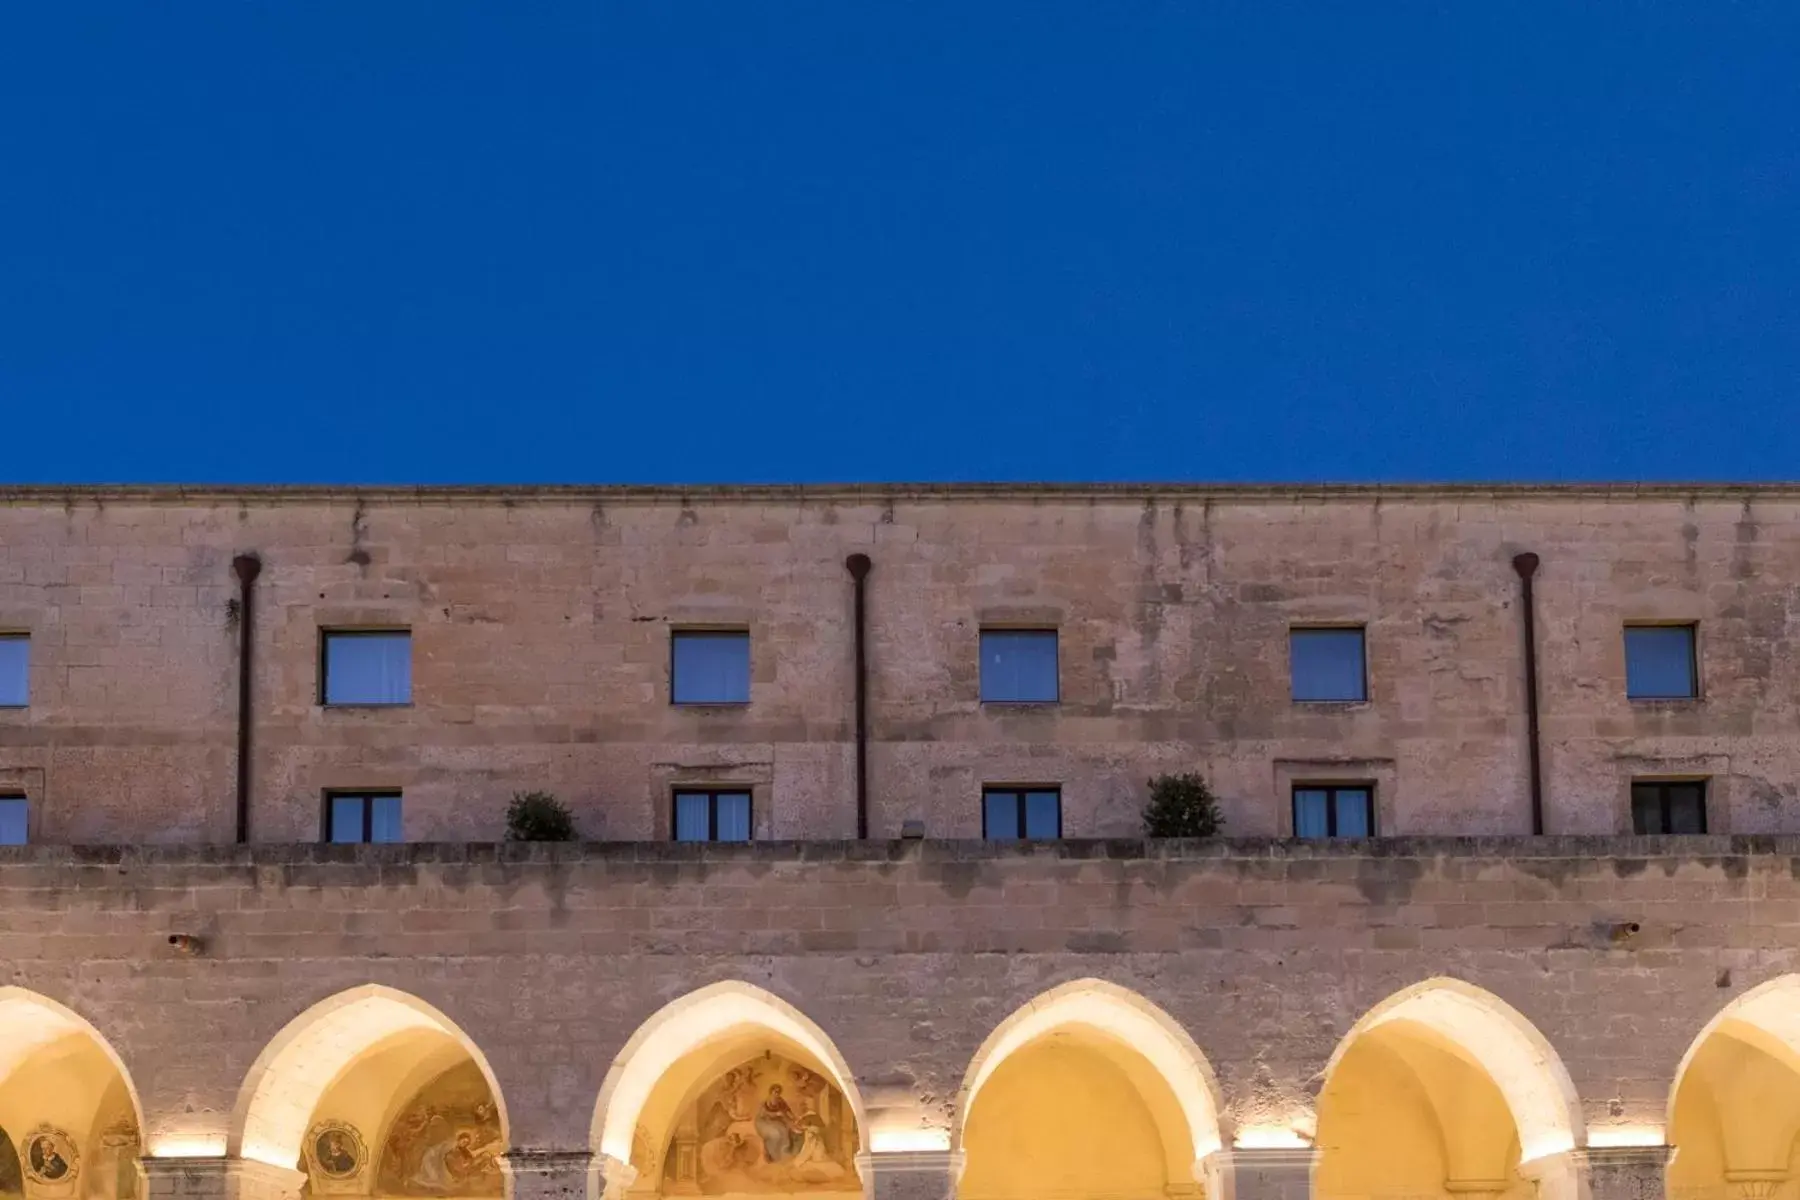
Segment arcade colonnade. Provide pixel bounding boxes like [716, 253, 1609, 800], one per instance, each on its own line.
[4, 978, 1800, 1200]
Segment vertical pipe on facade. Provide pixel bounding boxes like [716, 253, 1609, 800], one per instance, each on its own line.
[1512, 552, 1545, 835]
[845, 553, 873, 838]
[232, 554, 262, 844]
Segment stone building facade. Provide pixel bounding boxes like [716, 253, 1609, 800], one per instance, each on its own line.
[2, 485, 1799, 1200]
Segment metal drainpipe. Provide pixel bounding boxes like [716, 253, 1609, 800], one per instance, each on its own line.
[845, 553, 873, 838]
[232, 554, 262, 844]
[1512, 552, 1545, 835]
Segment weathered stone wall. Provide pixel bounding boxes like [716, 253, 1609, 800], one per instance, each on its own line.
[2, 484, 1799, 843]
[0, 837, 1784, 1150]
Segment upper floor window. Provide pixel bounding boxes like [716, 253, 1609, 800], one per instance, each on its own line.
[1631, 779, 1707, 834]
[325, 792, 404, 843]
[321, 630, 412, 706]
[980, 629, 1059, 703]
[674, 789, 752, 841]
[1624, 624, 1698, 700]
[1290, 627, 1367, 703]
[671, 630, 750, 705]
[983, 787, 1062, 839]
[0, 796, 25, 845]
[1293, 785, 1373, 839]
[0, 635, 27, 707]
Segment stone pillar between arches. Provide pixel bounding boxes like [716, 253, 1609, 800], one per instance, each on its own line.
[1209, 1148, 1315, 1200]
[138, 1157, 305, 1200]
[501, 1150, 601, 1200]
[1522, 1147, 1670, 1200]
[854, 1150, 966, 1200]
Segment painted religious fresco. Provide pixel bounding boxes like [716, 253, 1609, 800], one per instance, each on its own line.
[660, 1053, 859, 1195]
[0, 1130, 22, 1200]
[301, 1120, 368, 1195]
[376, 1063, 504, 1198]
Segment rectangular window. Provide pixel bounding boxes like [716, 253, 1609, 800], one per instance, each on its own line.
[1624, 625, 1698, 700]
[321, 631, 412, 706]
[673, 789, 753, 841]
[979, 630, 1060, 703]
[324, 793, 404, 844]
[982, 787, 1063, 839]
[1290, 627, 1367, 702]
[1631, 780, 1707, 834]
[0, 796, 26, 845]
[1292, 785, 1374, 838]
[0, 635, 27, 707]
[671, 631, 751, 705]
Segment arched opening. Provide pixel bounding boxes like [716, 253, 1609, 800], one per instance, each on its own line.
[591, 982, 866, 1200]
[232, 985, 509, 1199]
[954, 980, 1223, 1200]
[1669, 975, 1800, 1199]
[0, 988, 144, 1200]
[1314, 979, 1582, 1200]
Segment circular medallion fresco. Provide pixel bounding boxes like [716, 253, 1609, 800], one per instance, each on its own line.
[308, 1122, 366, 1180]
[24, 1128, 78, 1185]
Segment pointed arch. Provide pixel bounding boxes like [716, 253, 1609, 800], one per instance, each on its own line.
[1668, 973, 1800, 1124]
[954, 979, 1224, 1164]
[229, 984, 509, 1170]
[590, 981, 868, 1165]
[0, 987, 145, 1132]
[1321, 977, 1583, 1164]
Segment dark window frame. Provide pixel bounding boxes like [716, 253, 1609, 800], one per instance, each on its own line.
[981, 786, 1064, 840]
[0, 632, 28, 708]
[1288, 625, 1370, 704]
[318, 628, 414, 708]
[671, 788, 755, 841]
[1291, 783, 1376, 838]
[1631, 779, 1708, 834]
[669, 628, 753, 707]
[1623, 623, 1701, 701]
[978, 627, 1062, 705]
[321, 791, 404, 844]
[0, 793, 27, 845]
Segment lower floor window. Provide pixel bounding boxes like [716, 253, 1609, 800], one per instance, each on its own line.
[674, 790, 753, 842]
[1293, 785, 1373, 838]
[1632, 780, 1707, 834]
[0, 796, 25, 845]
[983, 787, 1062, 839]
[326, 793, 404, 844]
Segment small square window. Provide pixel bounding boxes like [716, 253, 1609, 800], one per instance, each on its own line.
[321, 631, 412, 706]
[1290, 627, 1367, 702]
[982, 787, 1063, 839]
[1631, 780, 1707, 834]
[1624, 625, 1698, 700]
[671, 631, 751, 705]
[980, 630, 1059, 703]
[0, 796, 26, 845]
[0, 635, 27, 707]
[325, 793, 404, 844]
[673, 790, 753, 841]
[1293, 785, 1373, 839]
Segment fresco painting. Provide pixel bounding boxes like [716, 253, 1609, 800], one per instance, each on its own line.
[660, 1054, 858, 1195]
[376, 1062, 504, 1197]
[0, 1131, 22, 1200]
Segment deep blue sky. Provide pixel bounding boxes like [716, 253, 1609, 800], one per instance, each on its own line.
[3, 5, 1796, 484]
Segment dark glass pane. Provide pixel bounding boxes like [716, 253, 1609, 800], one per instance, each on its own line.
[1334, 789, 1372, 837]
[0, 636, 28, 707]
[324, 633, 412, 705]
[369, 796, 404, 843]
[672, 632, 751, 704]
[715, 793, 752, 842]
[329, 796, 367, 843]
[1630, 786, 1664, 834]
[1668, 785, 1707, 834]
[1023, 791, 1061, 838]
[1624, 627, 1697, 699]
[1294, 790, 1330, 838]
[984, 792, 1021, 839]
[674, 793, 713, 841]
[1290, 629, 1367, 702]
[0, 798, 26, 845]
[980, 631, 1059, 703]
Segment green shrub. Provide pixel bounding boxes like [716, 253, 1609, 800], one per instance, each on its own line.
[505, 791, 577, 842]
[1142, 772, 1224, 838]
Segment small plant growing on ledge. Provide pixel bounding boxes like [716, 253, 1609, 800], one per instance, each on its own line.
[506, 791, 577, 842]
[1142, 772, 1224, 838]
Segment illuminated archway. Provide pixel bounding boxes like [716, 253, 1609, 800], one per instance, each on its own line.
[592, 982, 868, 1199]
[1668, 974, 1800, 1197]
[954, 980, 1224, 1200]
[231, 984, 509, 1195]
[1315, 979, 1582, 1200]
[0, 988, 144, 1199]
